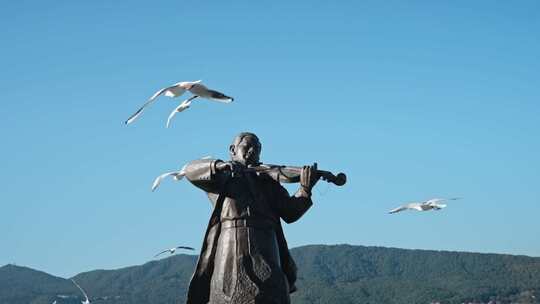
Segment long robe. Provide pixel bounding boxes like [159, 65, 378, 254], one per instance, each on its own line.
[184, 159, 312, 304]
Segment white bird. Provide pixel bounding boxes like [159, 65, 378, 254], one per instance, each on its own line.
[166, 96, 196, 128]
[154, 246, 195, 258]
[188, 82, 235, 102]
[151, 156, 212, 191]
[71, 279, 90, 304]
[389, 197, 461, 214]
[125, 80, 200, 125]
[125, 80, 233, 125]
[151, 165, 187, 192]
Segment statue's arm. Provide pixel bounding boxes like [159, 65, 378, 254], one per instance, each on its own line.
[274, 164, 319, 223]
[184, 158, 228, 194]
[275, 183, 313, 224]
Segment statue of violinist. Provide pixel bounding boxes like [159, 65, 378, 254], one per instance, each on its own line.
[183, 132, 346, 304]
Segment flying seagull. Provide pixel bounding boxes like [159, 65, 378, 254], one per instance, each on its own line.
[154, 246, 195, 258]
[125, 80, 233, 125]
[151, 165, 187, 192]
[151, 156, 212, 191]
[166, 96, 196, 128]
[389, 197, 461, 214]
[71, 279, 90, 304]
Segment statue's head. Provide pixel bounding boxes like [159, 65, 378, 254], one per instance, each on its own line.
[229, 132, 262, 166]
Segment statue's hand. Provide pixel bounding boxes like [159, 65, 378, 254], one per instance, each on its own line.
[215, 161, 244, 177]
[300, 162, 319, 194]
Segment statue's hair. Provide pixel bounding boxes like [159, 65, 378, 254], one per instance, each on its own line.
[231, 132, 262, 151]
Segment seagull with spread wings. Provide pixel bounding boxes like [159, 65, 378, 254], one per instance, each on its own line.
[151, 165, 187, 192]
[166, 97, 194, 128]
[389, 197, 461, 214]
[151, 156, 212, 191]
[154, 246, 195, 258]
[125, 80, 233, 126]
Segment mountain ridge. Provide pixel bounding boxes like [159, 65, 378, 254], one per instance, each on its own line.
[2, 244, 539, 304]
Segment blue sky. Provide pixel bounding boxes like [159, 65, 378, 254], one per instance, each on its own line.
[1, 1, 539, 278]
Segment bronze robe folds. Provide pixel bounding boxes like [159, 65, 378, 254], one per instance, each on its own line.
[184, 159, 312, 304]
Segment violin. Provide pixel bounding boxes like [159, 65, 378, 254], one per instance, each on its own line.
[245, 164, 347, 186]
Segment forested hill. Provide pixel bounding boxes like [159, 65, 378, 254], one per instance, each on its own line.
[0, 264, 77, 304]
[290, 245, 540, 303]
[1, 244, 539, 304]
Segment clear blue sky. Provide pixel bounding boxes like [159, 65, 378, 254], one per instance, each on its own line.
[1, 1, 539, 278]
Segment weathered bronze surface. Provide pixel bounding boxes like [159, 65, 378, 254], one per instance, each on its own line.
[183, 132, 344, 304]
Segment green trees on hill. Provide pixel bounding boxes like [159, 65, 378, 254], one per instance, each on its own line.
[1, 245, 539, 304]
[0, 264, 77, 304]
[290, 245, 540, 304]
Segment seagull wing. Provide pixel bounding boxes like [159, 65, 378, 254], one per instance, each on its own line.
[187, 83, 209, 95]
[408, 203, 424, 211]
[389, 205, 408, 214]
[154, 250, 169, 258]
[427, 197, 462, 204]
[173, 164, 188, 181]
[426, 198, 445, 204]
[163, 85, 187, 98]
[173, 172, 186, 181]
[71, 279, 90, 303]
[205, 89, 234, 103]
[125, 83, 187, 125]
[188, 83, 233, 102]
[125, 102, 151, 125]
[166, 109, 180, 129]
[176, 246, 195, 250]
[389, 202, 424, 214]
[149, 86, 173, 100]
[151, 171, 182, 192]
[166, 96, 198, 128]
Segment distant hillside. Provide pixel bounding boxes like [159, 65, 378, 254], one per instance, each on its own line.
[1, 245, 539, 304]
[290, 245, 540, 304]
[72, 254, 196, 304]
[0, 264, 77, 304]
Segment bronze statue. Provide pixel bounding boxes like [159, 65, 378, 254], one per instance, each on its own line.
[183, 132, 346, 304]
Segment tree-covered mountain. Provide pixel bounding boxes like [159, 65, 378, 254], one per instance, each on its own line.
[71, 254, 196, 304]
[290, 245, 540, 304]
[1, 245, 539, 304]
[0, 264, 78, 304]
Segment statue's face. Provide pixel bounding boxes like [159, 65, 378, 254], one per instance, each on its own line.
[230, 135, 261, 166]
